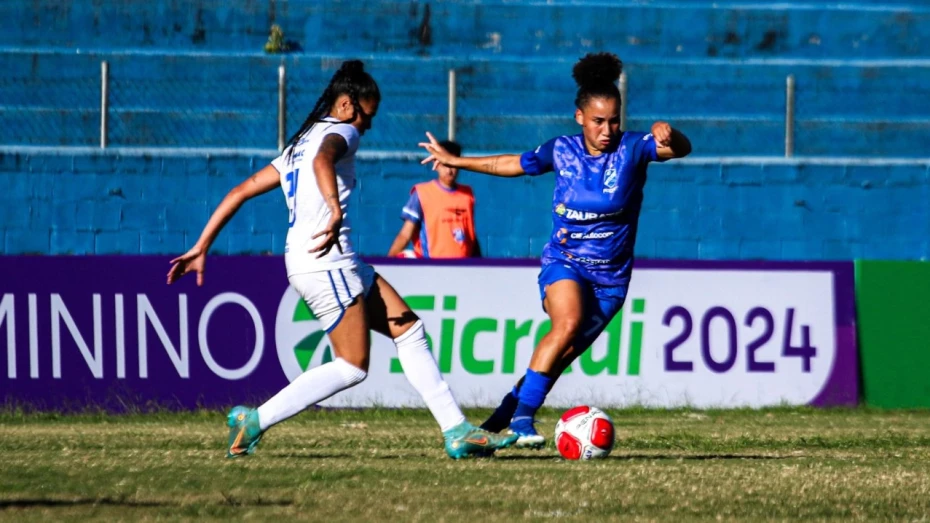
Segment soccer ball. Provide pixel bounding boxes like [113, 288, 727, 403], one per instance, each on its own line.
[554, 406, 615, 460]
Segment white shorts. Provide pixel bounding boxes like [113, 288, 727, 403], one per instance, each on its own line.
[288, 261, 376, 333]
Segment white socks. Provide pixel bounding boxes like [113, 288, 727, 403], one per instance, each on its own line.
[394, 320, 466, 432]
[256, 357, 367, 431]
[255, 321, 465, 433]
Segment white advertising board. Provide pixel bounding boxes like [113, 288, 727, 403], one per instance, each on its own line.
[274, 262, 842, 408]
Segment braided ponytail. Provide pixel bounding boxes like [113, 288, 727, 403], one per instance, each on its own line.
[285, 60, 381, 163]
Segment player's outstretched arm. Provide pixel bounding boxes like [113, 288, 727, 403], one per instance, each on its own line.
[419, 132, 525, 177]
[651, 121, 692, 160]
[167, 164, 281, 286]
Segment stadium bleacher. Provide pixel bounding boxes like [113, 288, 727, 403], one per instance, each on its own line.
[1, 1, 928, 259]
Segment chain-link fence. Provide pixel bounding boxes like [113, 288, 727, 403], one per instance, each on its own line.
[3, 51, 930, 156]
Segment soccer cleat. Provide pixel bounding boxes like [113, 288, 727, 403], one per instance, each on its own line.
[508, 416, 546, 449]
[226, 406, 263, 459]
[443, 422, 520, 459]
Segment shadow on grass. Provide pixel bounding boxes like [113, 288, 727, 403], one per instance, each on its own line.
[267, 452, 436, 461]
[0, 497, 294, 509]
[495, 453, 799, 461]
[0, 498, 169, 509]
[617, 453, 797, 461]
[265, 452, 358, 460]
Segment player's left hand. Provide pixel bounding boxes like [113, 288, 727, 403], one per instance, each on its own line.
[651, 121, 673, 147]
[310, 213, 344, 258]
[167, 247, 206, 286]
[418, 131, 453, 171]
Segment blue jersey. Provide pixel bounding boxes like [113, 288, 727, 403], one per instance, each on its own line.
[521, 131, 663, 287]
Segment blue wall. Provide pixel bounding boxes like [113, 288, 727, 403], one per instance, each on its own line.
[5, 1, 929, 59]
[3, 0, 929, 260]
[5, 51, 930, 156]
[4, 0, 930, 157]
[2, 149, 927, 260]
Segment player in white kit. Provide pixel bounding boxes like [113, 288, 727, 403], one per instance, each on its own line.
[167, 60, 517, 459]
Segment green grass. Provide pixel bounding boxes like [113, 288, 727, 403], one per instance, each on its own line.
[3, 407, 930, 521]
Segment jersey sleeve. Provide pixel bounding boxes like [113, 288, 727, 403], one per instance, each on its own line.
[401, 189, 423, 225]
[637, 132, 666, 164]
[519, 137, 558, 176]
[327, 123, 361, 156]
[270, 123, 360, 173]
[270, 148, 291, 174]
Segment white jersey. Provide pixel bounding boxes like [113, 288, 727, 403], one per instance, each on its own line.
[271, 118, 360, 276]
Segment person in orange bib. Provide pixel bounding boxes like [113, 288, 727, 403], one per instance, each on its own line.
[388, 140, 481, 258]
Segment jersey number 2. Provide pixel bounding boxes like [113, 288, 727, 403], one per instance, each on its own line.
[285, 169, 300, 227]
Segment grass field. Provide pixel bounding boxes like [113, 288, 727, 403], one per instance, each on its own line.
[3, 407, 930, 521]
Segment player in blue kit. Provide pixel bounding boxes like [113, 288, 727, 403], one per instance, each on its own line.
[419, 53, 692, 447]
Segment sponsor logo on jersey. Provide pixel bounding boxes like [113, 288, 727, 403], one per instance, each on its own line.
[570, 231, 615, 240]
[556, 228, 569, 244]
[559, 169, 573, 178]
[554, 204, 624, 222]
[564, 253, 612, 265]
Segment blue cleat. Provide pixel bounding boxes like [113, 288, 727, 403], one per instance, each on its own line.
[443, 422, 519, 459]
[508, 416, 546, 449]
[226, 406, 263, 459]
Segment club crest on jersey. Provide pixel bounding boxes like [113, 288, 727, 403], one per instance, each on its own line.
[603, 168, 618, 194]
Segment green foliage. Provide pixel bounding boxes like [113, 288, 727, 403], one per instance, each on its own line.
[263, 24, 290, 54]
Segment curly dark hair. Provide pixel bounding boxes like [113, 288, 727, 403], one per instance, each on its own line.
[572, 52, 623, 109]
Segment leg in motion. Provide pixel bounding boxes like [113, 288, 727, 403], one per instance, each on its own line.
[228, 272, 372, 458]
[508, 278, 586, 448]
[366, 271, 518, 458]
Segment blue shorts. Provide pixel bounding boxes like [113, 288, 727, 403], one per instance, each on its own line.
[537, 261, 627, 348]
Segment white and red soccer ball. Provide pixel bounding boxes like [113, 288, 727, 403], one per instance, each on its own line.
[554, 406, 615, 460]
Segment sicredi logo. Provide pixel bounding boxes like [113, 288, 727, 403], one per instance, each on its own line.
[273, 287, 646, 381]
[275, 287, 334, 382]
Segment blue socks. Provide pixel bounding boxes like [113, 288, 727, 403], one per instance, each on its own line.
[479, 382, 522, 432]
[511, 369, 553, 432]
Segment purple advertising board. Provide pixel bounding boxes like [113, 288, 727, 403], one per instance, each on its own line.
[0, 256, 858, 410]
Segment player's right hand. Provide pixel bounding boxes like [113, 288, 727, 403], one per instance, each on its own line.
[650, 121, 672, 147]
[418, 131, 452, 171]
[167, 247, 206, 286]
[310, 214, 344, 258]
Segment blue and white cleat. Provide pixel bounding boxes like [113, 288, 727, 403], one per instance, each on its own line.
[443, 422, 519, 459]
[508, 416, 546, 449]
[226, 406, 263, 459]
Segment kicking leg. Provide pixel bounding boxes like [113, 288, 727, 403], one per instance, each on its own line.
[366, 273, 517, 458]
[486, 287, 621, 436]
[508, 279, 586, 448]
